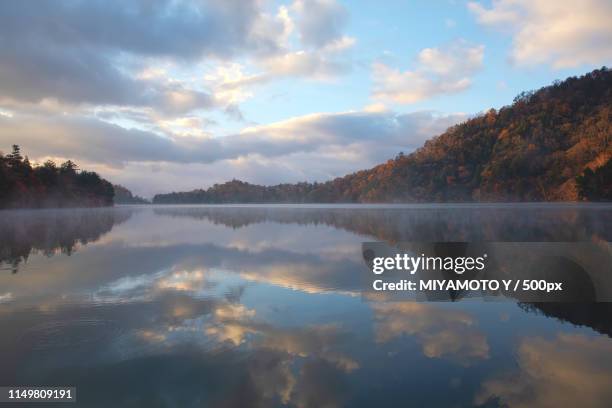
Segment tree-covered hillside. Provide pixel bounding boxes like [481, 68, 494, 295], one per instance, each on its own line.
[154, 68, 611, 203]
[113, 185, 149, 205]
[0, 145, 115, 208]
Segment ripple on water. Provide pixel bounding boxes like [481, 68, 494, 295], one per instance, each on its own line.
[23, 317, 123, 351]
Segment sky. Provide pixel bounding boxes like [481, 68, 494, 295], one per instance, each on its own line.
[0, 0, 611, 197]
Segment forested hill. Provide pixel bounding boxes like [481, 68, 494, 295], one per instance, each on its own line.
[0, 145, 115, 208]
[113, 185, 150, 205]
[155, 67, 609, 203]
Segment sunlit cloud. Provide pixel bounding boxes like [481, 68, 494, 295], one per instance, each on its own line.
[468, 0, 612, 68]
[372, 40, 484, 104]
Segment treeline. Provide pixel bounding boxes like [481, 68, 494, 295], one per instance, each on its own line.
[113, 184, 150, 204]
[153, 179, 320, 204]
[154, 67, 611, 203]
[0, 145, 115, 208]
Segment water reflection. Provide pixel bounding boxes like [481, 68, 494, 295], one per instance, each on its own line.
[371, 301, 489, 366]
[153, 204, 611, 242]
[0, 207, 133, 273]
[475, 333, 612, 408]
[0, 204, 610, 407]
[519, 302, 612, 337]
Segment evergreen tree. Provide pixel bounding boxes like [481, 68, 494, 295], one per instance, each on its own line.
[0, 146, 115, 208]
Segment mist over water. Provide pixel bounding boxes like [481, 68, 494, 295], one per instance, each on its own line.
[1, 204, 611, 407]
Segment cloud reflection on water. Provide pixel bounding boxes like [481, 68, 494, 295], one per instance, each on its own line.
[0, 204, 611, 406]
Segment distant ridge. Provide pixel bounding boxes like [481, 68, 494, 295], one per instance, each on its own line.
[154, 68, 611, 204]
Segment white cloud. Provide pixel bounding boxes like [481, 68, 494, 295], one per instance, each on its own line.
[372, 41, 484, 104]
[214, 36, 356, 95]
[468, 0, 612, 68]
[266, 34, 355, 76]
[292, 0, 349, 48]
[204, 0, 355, 101]
[205, 63, 256, 105]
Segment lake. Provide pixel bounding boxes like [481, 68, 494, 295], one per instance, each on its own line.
[1, 204, 611, 407]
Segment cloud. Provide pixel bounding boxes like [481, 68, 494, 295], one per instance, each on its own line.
[468, 0, 612, 68]
[0, 1, 291, 109]
[0, 1, 281, 60]
[215, 42, 355, 92]
[259, 38, 355, 80]
[372, 41, 484, 104]
[292, 0, 349, 48]
[475, 333, 612, 407]
[0, 0, 354, 113]
[202, 1, 355, 99]
[0, 68, 217, 116]
[214, 37, 356, 96]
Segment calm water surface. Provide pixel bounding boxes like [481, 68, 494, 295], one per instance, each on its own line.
[1, 204, 611, 407]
